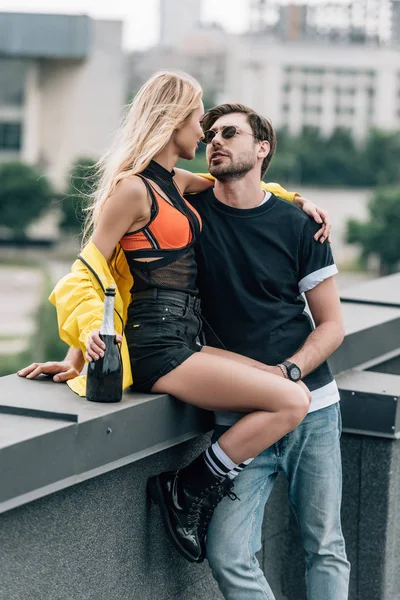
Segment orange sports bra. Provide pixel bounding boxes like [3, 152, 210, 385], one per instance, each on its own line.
[120, 179, 202, 253]
[119, 163, 202, 295]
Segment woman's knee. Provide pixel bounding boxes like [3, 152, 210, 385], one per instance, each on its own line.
[281, 383, 310, 430]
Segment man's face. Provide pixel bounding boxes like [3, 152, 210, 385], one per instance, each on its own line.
[205, 113, 262, 181]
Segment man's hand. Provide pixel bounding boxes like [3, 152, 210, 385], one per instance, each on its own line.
[17, 361, 81, 383]
[294, 195, 331, 244]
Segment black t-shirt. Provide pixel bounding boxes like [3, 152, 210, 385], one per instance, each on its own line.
[187, 189, 338, 393]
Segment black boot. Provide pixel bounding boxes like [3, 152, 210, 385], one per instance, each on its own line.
[148, 454, 237, 563]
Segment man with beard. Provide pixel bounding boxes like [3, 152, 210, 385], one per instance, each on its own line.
[182, 104, 350, 599]
[19, 104, 349, 599]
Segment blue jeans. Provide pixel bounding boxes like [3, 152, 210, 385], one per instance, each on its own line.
[206, 403, 350, 600]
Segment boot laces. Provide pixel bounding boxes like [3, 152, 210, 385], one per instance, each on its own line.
[187, 491, 206, 528]
[199, 479, 240, 539]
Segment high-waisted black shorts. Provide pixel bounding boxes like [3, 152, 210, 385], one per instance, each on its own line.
[125, 288, 203, 392]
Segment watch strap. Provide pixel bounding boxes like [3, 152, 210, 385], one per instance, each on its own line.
[277, 363, 289, 379]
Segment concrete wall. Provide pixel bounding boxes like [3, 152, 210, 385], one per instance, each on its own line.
[1, 428, 400, 600]
[0, 434, 223, 600]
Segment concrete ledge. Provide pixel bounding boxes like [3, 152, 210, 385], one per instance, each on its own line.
[0, 374, 212, 513]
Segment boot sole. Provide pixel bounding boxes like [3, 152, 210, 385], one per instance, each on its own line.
[147, 475, 204, 564]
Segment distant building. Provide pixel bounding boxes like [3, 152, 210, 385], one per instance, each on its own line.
[159, 0, 202, 48]
[0, 12, 125, 188]
[250, 0, 400, 47]
[128, 0, 228, 105]
[127, 23, 227, 104]
[129, 0, 400, 141]
[222, 36, 400, 139]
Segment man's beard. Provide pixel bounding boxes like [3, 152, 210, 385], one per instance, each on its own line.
[209, 152, 256, 182]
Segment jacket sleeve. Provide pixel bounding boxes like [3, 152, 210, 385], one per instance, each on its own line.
[48, 261, 105, 355]
[261, 182, 298, 202]
[195, 173, 298, 202]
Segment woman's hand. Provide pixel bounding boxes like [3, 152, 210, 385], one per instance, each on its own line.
[294, 195, 331, 243]
[18, 360, 81, 382]
[86, 330, 123, 362]
[18, 347, 85, 382]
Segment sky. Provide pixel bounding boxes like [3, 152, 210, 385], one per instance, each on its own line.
[0, 0, 250, 50]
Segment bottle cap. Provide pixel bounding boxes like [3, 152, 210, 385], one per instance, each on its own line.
[105, 286, 116, 296]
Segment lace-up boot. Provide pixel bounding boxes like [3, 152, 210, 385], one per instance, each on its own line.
[148, 454, 236, 563]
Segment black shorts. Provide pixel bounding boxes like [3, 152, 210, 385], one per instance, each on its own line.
[125, 288, 203, 392]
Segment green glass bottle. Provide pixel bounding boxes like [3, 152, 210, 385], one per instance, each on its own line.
[86, 287, 123, 403]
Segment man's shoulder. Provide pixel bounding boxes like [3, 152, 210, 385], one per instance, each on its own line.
[271, 194, 315, 230]
[185, 188, 214, 208]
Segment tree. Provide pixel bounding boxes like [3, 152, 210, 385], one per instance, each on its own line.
[0, 162, 53, 236]
[346, 186, 400, 275]
[60, 157, 97, 234]
[363, 129, 400, 187]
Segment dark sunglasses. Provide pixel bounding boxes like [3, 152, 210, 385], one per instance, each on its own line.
[201, 125, 256, 145]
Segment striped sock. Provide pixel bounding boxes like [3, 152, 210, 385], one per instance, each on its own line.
[204, 441, 254, 480]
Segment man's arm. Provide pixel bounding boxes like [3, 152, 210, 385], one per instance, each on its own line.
[18, 347, 84, 382]
[287, 276, 344, 377]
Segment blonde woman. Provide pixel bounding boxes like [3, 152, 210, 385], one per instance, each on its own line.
[27, 71, 328, 564]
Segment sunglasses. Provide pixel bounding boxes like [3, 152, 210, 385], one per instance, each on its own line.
[201, 125, 257, 145]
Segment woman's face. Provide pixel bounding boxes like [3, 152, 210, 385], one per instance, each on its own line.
[173, 101, 205, 160]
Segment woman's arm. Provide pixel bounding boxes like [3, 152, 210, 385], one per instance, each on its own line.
[91, 177, 149, 260]
[86, 178, 149, 361]
[174, 169, 214, 194]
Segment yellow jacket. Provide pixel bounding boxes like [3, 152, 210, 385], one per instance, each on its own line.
[49, 180, 296, 397]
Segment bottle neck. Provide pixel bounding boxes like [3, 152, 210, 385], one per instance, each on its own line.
[100, 294, 115, 336]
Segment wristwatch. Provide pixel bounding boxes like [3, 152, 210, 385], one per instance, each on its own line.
[277, 361, 302, 382]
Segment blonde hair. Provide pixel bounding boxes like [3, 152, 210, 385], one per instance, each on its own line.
[82, 70, 203, 244]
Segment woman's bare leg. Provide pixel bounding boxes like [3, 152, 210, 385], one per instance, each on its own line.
[151, 348, 310, 464]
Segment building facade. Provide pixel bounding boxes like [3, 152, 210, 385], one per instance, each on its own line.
[0, 13, 125, 188]
[222, 37, 400, 139]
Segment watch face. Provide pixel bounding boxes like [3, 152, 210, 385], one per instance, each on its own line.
[290, 366, 301, 381]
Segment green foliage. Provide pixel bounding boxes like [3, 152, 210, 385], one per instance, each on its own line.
[0, 162, 53, 236]
[177, 153, 208, 173]
[35, 278, 69, 363]
[60, 157, 97, 234]
[0, 346, 32, 378]
[346, 186, 400, 275]
[268, 127, 400, 187]
[176, 126, 400, 187]
[0, 275, 68, 377]
[362, 129, 400, 186]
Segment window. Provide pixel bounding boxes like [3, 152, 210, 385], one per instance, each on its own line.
[335, 106, 355, 116]
[0, 123, 22, 150]
[0, 60, 26, 106]
[303, 105, 322, 114]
